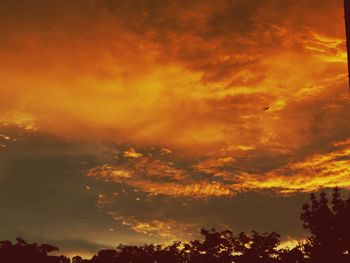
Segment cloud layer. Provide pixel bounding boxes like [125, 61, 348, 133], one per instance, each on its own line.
[1, 0, 350, 257]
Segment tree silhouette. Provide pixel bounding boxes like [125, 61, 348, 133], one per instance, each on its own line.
[90, 249, 118, 263]
[183, 228, 234, 262]
[0, 238, 69, 263]
[72, 255, 87, 263]
[232, 231, 280, 263]
[301, 188, 350, 263]
[278, 245, 307, 263]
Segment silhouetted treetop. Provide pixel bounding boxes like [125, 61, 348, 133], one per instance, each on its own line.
[0, 238, 68, 263]
[301, 188, 350, 263]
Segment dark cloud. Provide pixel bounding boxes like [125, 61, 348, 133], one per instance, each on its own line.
[0, 130, 156, 254]
[0, 129, 321, 250]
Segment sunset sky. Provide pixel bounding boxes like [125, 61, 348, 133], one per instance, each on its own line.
[1, 0, 350, 257]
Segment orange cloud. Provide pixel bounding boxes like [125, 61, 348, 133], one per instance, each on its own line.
[0, 0, 347, 156]
[87, 160, 234, 198]
[237, 146, 350, 194]
[0, 111, 37, 131]
[108, 211, 195, 240]
[193, 138, 350, 195]
[123, 148, 143, 158]
[88, 138, 350, 199]
[2, 0, 350, 200]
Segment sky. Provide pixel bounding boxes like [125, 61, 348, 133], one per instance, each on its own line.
[0, 0, 350, 257]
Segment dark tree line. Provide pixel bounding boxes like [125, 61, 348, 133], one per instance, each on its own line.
[1, 188, 350, 263]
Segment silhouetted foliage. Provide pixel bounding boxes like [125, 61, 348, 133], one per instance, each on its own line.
[2, 188, 350, 262]
[232, 231, 280, 263]
[278, 246, 307, 263]
[181, 228, 235, 263]
[0, 237, 69, 263]
[301, 188, 350, 263]
[72, 255, 87, 263]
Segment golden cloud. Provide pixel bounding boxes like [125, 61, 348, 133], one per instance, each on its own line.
[237, 146, 350, 194]
[107, 212, 195, 241]
[88, 140, 350, 198]
[2, 0, 350, 200]
[0, 111, 37, 131]
[87, 163, 234, 198]
[0, 0, 347, 155]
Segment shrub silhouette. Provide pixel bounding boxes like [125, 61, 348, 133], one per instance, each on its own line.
[1, 188, 350, 262]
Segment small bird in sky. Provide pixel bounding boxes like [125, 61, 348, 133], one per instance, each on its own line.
[263, 106, 270, 111]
